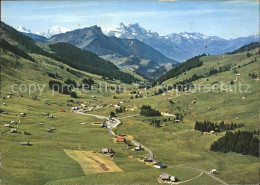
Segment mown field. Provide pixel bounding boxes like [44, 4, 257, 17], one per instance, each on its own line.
[1, 48, 259, 184]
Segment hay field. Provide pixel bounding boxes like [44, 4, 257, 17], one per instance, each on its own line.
[64, 149, 123, 174]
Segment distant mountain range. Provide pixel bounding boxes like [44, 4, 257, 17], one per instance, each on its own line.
[17, 24, 259, 62]
[16, 24, 177, 79]
[48, 25, 176, 64]
[107, 23, 259, 61]
[16, 23, 259, 78]
[48, 26, 178, 79]
[17, 25, 70, 38]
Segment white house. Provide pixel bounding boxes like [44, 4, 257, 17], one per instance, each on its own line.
[154, 162, 164, 169]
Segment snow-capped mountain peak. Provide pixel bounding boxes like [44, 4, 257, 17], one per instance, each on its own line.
[107, 23, 159, 40]
[16, 25, 70, 38]
[17, 26, 31, 33]
[42, 26, 70, 38]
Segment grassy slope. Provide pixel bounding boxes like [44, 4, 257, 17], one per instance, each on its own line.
[0, 50, 216, 185]
[114, 49, 259, 184]
[1, 47, 259, 184]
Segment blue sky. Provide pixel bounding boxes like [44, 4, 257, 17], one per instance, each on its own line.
[2, 0, 259, 39]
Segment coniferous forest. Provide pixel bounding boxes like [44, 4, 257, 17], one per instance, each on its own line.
[195, 121, 244, 132]
[210, 131, 259, 157]
[49, 43, 138, 84]
[153, 54, 205, 85]
[140, 105, 161, 117]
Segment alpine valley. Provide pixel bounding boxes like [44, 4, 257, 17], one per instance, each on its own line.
[17, 23, 259, 79]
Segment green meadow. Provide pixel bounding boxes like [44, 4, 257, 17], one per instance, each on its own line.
[1, 46, 259, 185]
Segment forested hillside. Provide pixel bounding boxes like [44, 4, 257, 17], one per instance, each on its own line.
[0, 21, 138, 84]
[153, 54, 205, 85]
[49, 43, 138, 83]
[228, 42, 260, 54]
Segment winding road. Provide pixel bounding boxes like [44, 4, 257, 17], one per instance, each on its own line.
[74, 110, 228, 185]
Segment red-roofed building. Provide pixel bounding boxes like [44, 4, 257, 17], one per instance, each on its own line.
[117, 136, 125, 143]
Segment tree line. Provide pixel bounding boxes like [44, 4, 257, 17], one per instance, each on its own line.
[48, 77, 97, 98]
[195, 121, 244, 132]
[210, 130, 259, 157]
[140, 105, 161, 117]
[227, 42, 260, 54]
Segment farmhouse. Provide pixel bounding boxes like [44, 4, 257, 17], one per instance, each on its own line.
[10, 121, 17, 124]
[71, 107, 79, 110]
[170, 176, 176, 182]
[235, 73, 242, 81]
[80, 104, 87, 108]
[20, 141, 30, 146]
[159, 174, 176, 182]
[117, 136, 125, 143]
[160, 173, 170, 181]
[154, 162, 165, 169]
[10, 128, 17, 133]
[143, 157, 153, 163]
[134, 145, 142, 151]
[210, 169, 217, 174]
[42, 113, 49, 116]
[100, 148, 114, 154]
[115, 103, 120, 108]
[20, 113, 26, 117]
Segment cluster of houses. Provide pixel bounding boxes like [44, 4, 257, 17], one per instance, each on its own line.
[4, 120, 20, 129]
[70, 99, 136, 113]
[143, 156, 167, 169]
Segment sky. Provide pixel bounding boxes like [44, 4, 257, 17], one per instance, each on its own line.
[1, 0, 259, 39]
